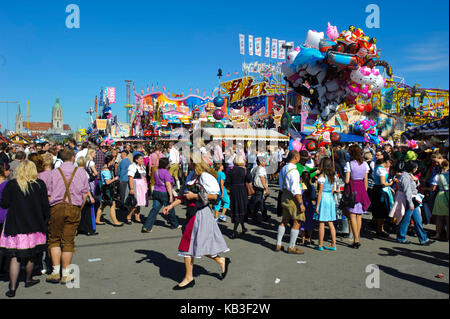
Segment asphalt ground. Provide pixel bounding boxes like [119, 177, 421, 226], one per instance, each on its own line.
[0, 182, 448, 300]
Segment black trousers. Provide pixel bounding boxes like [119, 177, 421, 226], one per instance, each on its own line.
[248, 188, 268, 220]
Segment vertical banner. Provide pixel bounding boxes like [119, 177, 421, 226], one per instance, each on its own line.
[248, 35, 254, 56]
[255, 37, 262, 56]
[106, 87, 116, 104]
[278, 40, 286, 59]
[265, 37, 270, 57]
[239, 34, 245, 55]
[271, 39, 278, 59]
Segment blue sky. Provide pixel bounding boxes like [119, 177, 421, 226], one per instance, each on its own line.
[0, 0, 448, 131]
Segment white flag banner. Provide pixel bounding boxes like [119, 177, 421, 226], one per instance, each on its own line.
[255, 37, 262, 56]
[248, 35, 254, 56]
[265, 37, 270, 57]
[239, 34, 245, 55]
[271, 39, 278, 59]
[278, 40, 286, 59]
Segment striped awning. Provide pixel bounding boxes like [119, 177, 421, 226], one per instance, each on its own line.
[202, 128, 289, 141]
[402, 116, 449, 138]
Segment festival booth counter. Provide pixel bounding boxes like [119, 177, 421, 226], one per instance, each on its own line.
[201, 128, 289, 142]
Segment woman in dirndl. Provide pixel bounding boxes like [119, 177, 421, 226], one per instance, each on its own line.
[163, 158, 230, 290]
[343, 145, 371, 248]
[371, 152, 395, 237]
[126, 154, 148, 224]
[431, 160, 449, 241]
[0, 160, 49, 297]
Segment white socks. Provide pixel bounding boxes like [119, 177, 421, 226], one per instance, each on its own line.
[289, 229, 300, 249]
[52, 265, 60, 275]
[62, 268, 70, 277]
[276, 225, 285, 246]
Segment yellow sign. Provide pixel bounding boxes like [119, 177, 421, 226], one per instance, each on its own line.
[96, 119, 107, 130]
[221, 76, 268, 103]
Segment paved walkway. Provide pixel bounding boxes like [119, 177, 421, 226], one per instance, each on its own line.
[0, 184, 448, 299]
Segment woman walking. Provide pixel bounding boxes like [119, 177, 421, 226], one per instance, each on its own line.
[430, 160, 449, 241]
[126, 154, 148, 224]
[227, 155, 252, 239]
[314, 158, 338, 251]
[96, 155, 123, 227]
[396, 161, 434, 245]
[0, 160, 50, 297]
[142, 157, 180, 233]
[371, 152, 395, 237]
[163, 158, 230, 290]
[343, 145, 371, 248]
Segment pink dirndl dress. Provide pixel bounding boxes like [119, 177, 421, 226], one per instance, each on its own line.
[132, 165, 148, 207]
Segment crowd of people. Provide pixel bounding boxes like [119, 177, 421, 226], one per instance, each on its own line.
[0, 135, 448, 295]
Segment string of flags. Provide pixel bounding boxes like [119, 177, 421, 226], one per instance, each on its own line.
[239, 34, 294, 60]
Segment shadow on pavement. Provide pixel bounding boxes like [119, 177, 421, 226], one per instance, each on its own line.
[378, 264, 449, 294]
[379, 247, 449, 268]
[134, 249, 220, 283]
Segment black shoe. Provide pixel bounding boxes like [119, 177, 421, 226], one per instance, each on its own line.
[230, 231, 238, 239]
[350, 242, 361, 249]
[86, 232, 99, 236]
[241, 227, 248, 235]
[421, 239, 435, 246]
[5, 289, 15, 298]
[173, 280, 195, 290]
[141, 228, 152, 233]
[112, 223, 124, 227]
[25, 279, 40, 288]
[124, 220, 132, 225]
[220, 258, 231, 280]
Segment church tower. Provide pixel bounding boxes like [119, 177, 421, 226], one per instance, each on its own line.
[15, 104, 24, 133]
[52, 98, 64, 132]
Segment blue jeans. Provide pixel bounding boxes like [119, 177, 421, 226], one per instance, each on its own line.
[397, 207, 429, 244]
[143, 191, 179, 230]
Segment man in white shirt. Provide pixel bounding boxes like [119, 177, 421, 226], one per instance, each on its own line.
[276, 150, 305, 254]
[74, 142, 89, 166]
[249, 156, 270, 223]
[168, 142, 180, 191]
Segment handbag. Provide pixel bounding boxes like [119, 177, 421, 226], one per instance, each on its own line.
[339, 162, 356, 211]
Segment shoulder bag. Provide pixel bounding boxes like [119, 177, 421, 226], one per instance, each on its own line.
[339, 162, 356, 211]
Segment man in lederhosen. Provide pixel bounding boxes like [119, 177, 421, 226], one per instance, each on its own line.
[275, 150, 306, 254]
[46, 148, 89, 284]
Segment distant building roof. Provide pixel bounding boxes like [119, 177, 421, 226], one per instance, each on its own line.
[21, 122, 71, 132]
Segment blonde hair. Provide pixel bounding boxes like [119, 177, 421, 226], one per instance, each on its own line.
[15, 160, 38, 195]
[431, 153, 443, 160]
[87, 148, 96, 161]
[42, 153, 54, 170]
[234, 154, 245, 166]
[363, 151, 373, 161]
[77, 156, 87, 168]
[193, 158, 218, 179]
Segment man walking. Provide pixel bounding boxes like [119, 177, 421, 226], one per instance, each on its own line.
[276, 150, 306, 254]
[249, 156, 270, 224]
[8, 151, 26, 180]
[117, 149, 131, 211]
[46, 148, 89, 284]
[168, 142, 180, 193]
[94, 145, 107, 175]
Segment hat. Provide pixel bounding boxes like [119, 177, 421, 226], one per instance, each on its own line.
[404, 151, 418, 162]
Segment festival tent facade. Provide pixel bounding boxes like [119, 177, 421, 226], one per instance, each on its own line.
[201, 128, 289, 142]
